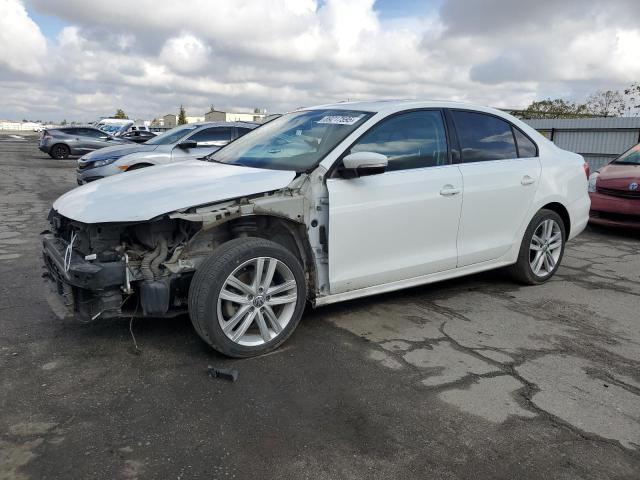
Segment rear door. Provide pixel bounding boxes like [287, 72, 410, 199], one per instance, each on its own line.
[77, 128, 111, 152]
[171, 126, 233, 161]
[449, 109, 541, 266]
[327, 110, 463, 294]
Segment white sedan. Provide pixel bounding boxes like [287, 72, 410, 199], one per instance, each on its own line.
[44, 100, 590, 357]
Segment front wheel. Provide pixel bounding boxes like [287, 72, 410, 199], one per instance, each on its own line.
[509, 209, 566, 285]
[188, 238, 307, 357]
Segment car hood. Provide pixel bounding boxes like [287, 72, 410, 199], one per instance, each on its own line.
[53, 160, 297, 223]
[82, 143, 159, 161]
[598, 163, 640, 189]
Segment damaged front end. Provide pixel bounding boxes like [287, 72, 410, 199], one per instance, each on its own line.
[42, 170, 329, 323]
[42, 210, 199, 321]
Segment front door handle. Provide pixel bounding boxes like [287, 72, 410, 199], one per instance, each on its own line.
[521, 175, 536, 186]
[440, 185, 461, 196]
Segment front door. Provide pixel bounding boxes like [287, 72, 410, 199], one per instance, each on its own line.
[327, 110, 462, 294]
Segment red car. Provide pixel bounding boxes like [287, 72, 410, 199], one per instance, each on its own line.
[588, 143, 640, 228]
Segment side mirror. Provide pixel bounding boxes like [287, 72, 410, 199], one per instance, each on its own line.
[342, 151, 388, 177]
[177, 140, 198, 149]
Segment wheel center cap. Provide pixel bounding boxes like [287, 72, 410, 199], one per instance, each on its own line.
[252, 296, 265, 308]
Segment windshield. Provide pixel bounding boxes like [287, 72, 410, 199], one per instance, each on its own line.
[613, 144, 640, 165]
[210, 109, 373, 172]
[98, 124, 123, 135]
[145, 124, 199, 145]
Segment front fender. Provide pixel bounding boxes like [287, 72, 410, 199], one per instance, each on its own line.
[114, 151, 170, 168]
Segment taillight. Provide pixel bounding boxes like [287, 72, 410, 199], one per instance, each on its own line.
[583, 162, 590, 179]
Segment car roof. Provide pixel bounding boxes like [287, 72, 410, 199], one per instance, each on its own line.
[302, 99, 511, 118]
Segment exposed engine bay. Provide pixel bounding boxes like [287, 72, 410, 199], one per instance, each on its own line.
[42, 171, 329, 322]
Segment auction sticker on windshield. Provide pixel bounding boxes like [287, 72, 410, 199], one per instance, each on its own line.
[317, 114, 365, 125]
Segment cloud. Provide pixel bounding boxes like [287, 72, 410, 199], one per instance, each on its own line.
[0, 0, 47, 76]
[0, 0, 638, 121]
[160, 34, 211, 74]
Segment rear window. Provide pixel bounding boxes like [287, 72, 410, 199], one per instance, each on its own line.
[513, 128, 538, 158]
[452, 111, 517, 162]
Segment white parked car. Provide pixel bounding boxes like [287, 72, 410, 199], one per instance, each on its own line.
[43, 100, 590, 357]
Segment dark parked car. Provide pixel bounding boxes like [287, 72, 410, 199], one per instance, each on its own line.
[39, 127, 131, 159]
[588, 143, 640, 229]
[121, 130, 157, 143]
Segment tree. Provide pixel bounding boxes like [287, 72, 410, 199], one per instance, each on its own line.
[521, 98, 590, 119]
[586, 90, 624, 117]
[178, 105, 187, 125]
[623, 83, 640, 116]
[61, 119, 67, 125]
[114, 109, 128, 119]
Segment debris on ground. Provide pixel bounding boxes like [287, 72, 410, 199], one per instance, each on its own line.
[207, 366, 239, 382]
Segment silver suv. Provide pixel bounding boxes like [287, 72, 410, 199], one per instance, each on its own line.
[76, 122, 258, 184]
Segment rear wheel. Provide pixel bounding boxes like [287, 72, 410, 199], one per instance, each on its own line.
[50, 144, 70, 159]
[188, 238, 306, 357]
[509, 209, 566, 285]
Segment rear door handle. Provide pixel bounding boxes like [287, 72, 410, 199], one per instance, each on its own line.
[521, 175, 536, 186]
[440, 185, 461, 196]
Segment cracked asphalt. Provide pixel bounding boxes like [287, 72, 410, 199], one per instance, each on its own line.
[1, 133, 639, 479]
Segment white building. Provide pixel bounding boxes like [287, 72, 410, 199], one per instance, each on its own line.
[163, 114, 177, 128]
[185, 116, 205, 124]
[204, 108, 267, 123]
[0, 120, 44, 131]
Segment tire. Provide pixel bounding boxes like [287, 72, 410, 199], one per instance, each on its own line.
[127, 163, 151, 171]
[188, 237, 307, 358]
[509, 209, 566, 285]
[50, 144, 70, 159]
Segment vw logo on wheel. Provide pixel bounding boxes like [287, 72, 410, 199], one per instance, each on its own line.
[629, 182, 639, 191]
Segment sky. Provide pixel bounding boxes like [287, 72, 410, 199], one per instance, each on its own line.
[0, 0, 639, 122]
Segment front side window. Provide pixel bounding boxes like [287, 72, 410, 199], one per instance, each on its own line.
[349, 110, 448, 171]
[210, 109, 372, 172]
[145, 124, 199, 145]
[237, 127, 253, 137]
[189, 127, 232, 144]
[452, 111, 517, 162]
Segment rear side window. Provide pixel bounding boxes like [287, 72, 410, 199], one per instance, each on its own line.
[189, 127, 232, 144]
[79, 128, 104, 138]
[236, 127, 253, 138]
[60, 128, 78, 135]
[350, 110, 448, 171]
[452, 111, 517, 162]
[513, 128, 538, 157]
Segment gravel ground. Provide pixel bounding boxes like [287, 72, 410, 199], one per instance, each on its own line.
[1, 134, 639, 479]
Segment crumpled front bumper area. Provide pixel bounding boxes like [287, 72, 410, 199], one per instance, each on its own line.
[42, 234, 125, 321]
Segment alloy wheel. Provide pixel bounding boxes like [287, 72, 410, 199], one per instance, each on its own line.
[529, 219, 562, 277]
[217, 256, 298, 346]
